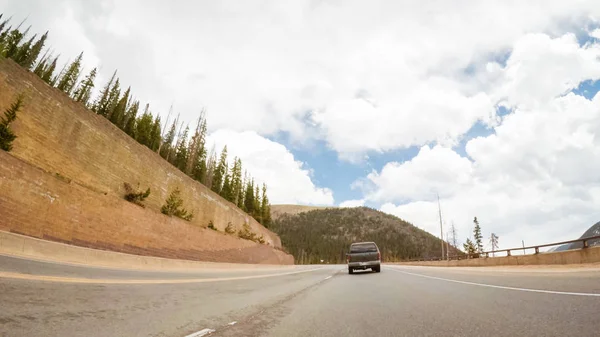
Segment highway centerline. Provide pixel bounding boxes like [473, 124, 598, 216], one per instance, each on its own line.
[389, 267, 600, 297]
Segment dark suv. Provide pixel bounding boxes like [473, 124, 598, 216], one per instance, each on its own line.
[346, 242, 381, 274]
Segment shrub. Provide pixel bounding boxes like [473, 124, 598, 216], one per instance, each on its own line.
[0, 94, 24, 152]
[207, 221, 217, 230]
[123, 182, 150, 208]
[161, 187, 193, 221]
[238, 223, 265, 244]
[225, 222, 236, 234]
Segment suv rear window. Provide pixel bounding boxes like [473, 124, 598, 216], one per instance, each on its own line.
[350, 243, 377, 253]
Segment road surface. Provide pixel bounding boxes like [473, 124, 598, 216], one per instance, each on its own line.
[1, 254, 600, 337]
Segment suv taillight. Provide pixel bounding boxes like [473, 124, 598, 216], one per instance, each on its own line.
[347, 255, 350, 262]
[378, 252, 381, 260]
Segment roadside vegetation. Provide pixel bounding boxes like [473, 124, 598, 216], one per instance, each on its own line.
[225, 222, 236, 234]
[123, 182, 151, 208]
[0, 13, 272, 227]
[237, 223, 265, 244]
[161, 187, 193, 221]
[207, 221, 217, 230]
[0, 94, 23, 151]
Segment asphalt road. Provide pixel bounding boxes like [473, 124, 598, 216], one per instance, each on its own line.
[1, 256, 600, 337]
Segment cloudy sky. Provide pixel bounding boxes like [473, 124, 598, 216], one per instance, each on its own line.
[4, 0, 600, 249]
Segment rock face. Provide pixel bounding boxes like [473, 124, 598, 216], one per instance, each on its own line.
[0, 58, 292, 264]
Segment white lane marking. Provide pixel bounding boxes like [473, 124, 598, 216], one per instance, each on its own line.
[389, 268, 600, 297]
[324, 276, 332, 280]
[228, 321, 237, 326]
[0, 267, 326, 284]
[185, 328, 215, 337]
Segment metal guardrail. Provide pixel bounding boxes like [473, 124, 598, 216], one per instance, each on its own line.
[408, 234, 600, 262]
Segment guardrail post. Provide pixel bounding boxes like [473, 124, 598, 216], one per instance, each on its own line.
[507, 249, 511, 257]
[583, 240, 588, 248]
[485, 252, 489, 258]
[535, 247, 539, 254]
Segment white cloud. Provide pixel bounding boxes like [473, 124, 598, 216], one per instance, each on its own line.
[494, 33, 600, 108]
[591, 28, 600, 40]
[339, 199, 365, 208]
[207, 130, 334, 206]
[362, 32, 600, 249]
[365, 145, 473, 202]
[4, 0, 600, 159]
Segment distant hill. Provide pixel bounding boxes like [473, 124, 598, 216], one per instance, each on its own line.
[270, 206, 460, 264]
[270, 204, 334, 220]
[547, 221, 600, 252]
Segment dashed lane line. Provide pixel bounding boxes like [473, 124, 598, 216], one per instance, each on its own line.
[184, 328, 215, 337]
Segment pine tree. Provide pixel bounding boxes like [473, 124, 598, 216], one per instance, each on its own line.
[0, 23, 10, 46]
[105, 80, 123, 122]
[185, 114, 206, 176]
[41, 55, 58, 84]
[22, 31, 47, 69]
[463, 238, 477, 256]
[0, 15, 9, 40]
[14, 34, 35, 65]
[161, 187, 193, 221]
[211, 146, 228, 194]
[244, 179, 255, 215]
[253, 184, 261, 221]
[237, 171, 248, 209]
[51, 56, 70, 87]
[149, 115, 162, 151]
[191, 117, 208, 182]
[473, 217, 483, 253]
[156, 105, 173, 155]
[230, 158, 243, 205]
[134, 105, 153, 147]
[221, 166, 232, 201]
[105, 78, 121, 117]
[56, 52, 83, 93]
[260, 183, 272, 227]
[109, 86, 129, 128]
[93, 70, 117, 115]
[174, 126, 189, 170]
[3, 29, 24, 58]
[0, 15, 12, 51]
[72, 67, 96, 106]
[124, 100, 139, 137]
[191, 136, 207, 184]
[33, 52, 50, 77]
[159, 117, 177, 160]
[204, 145, 217, 189]
[0, 94, 24, 152]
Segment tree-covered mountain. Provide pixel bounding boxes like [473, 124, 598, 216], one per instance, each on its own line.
[270, 206, 460, 264]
